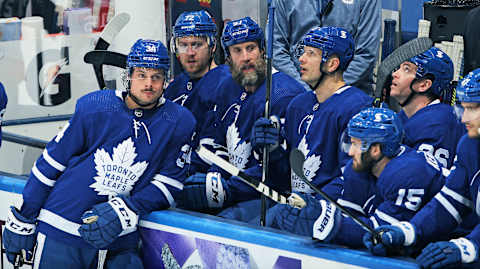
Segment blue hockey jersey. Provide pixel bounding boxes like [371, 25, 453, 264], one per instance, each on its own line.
[164, 65, 231, 174]
[284, 86, 372, 196]
[409, 135, 480, 247]
[209, 71, 306, 201]
[399, 101, 465, 169]
[333, 146, 445, 248]
[0, 82, 7, 146]
[21, 90, 196, 249]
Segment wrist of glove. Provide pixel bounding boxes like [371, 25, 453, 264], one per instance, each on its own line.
[312, 199, 342, 243]
[78, 196, 139, 249]
[416, 238, 478, 268]
[2, 206, 37, 265]
[363, 221, 416, 256]
[179, 172, 229, 211]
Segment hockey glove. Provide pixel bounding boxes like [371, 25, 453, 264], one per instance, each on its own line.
[416, 238, 478, 268]
[363, 221, 416, 256]
[251, 116, 280, 150]
[273, 193, 341, 242]
[2, 206, 37, 265]
[179, 172, 229, 211]
[78, 196, 139, 249]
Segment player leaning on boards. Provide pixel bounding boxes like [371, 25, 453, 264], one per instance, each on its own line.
[389, 46, 464, 169]
[164, 10, 231, 175]
[2, 39, 196, 268]
[265, 107, 445, 249]
[179, 17, 305, 221]
[364, 68, 480, 268]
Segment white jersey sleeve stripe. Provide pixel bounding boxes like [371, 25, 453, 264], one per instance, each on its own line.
[441, 186, 473, 208]
[153, 174, 183, 190]
[435, 193, 462, 224]
[42, 150, 66, 172]
[37, 209, 136, 237]
[337, 199, 365, 215]
[374, 209, 400, 224]
[32, 164, 56, 187]
[370, 216, 379, 229]
[151, 180, 175, 207]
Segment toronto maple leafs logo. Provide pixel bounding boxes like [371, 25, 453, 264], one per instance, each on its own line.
[291, 136, 321, 193]
[90, 138, 148, 196]
[225, 105, 251, 170]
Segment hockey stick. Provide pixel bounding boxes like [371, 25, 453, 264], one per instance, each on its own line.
[374, 37, 433, 107]
[260, 0, 276, 227]
[88, 13, 130, 89]
[289, 148, 376, 235]
[84, 50, 127, 69]
[196, 146, 306, 209]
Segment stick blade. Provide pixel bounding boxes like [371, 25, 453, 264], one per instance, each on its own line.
[289, 149, 307, 181]
[96, 13, 131, 50]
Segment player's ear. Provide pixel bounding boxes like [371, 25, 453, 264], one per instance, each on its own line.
[414, 78, 433, 93]
[369, 143, 383, 159]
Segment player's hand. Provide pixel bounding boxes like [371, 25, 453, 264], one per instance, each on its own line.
[416, 238, 478, 268]
[178, 172, 229, 211]
[2, 206, 37, 265]
[363, 222, 415, 256]
[273, 193, 341, 242]
[251, 116, 280, 152]
[78, 196, 139, 249]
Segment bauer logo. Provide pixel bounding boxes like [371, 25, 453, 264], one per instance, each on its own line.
[90, 138, 148, 196]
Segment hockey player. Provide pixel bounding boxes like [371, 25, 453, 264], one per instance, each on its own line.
[269, 107, 445, 249]
[1, 39, 196, 268]
[252, 26, 372, 203]
[0, 82, 7, 147]
[179, 17, 305, 221]
[363, 69, 480, 268]
[390, 46, 464, 169]
[164, 10, 231, 174]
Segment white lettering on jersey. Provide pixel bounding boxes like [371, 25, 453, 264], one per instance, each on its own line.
[225, 104, 251, 170]
[292, 136, 321, 193]
[90, 137, 148, 196]
[176, 144, 192, 168]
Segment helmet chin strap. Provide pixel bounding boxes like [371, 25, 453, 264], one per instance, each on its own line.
[399, 79, 419, 107]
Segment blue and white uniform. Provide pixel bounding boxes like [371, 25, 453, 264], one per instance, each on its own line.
[284, 86, 371, 199]
[0, 82, 7, 147]
[211, 71, 306, 201]
[165, 65, 231, 174]
[408, 135, 480, 246]
[399, 101, 465, 169]
[21, 90, 196, 250]
[333, 146, 445, 248]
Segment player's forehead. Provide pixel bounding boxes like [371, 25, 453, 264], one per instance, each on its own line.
[177, 35, 207, 44]
[229, 41, 258, 51]
[132, 67, 164, 75]
[400, 61, 418, 70]
[350, 137, 362, 144]
[304, 45, 322, 54]
[461, 102, 480, 109]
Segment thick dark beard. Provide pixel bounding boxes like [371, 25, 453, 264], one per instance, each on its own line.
[229, 57, 266, 89]
[352, 151, 376, 172]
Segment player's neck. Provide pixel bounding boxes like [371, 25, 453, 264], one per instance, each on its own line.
[314, 76, 346, 103]
[402, 95, 432, 118]
[371, 156, 391, 178]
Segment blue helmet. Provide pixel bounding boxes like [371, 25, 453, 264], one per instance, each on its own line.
[298, 26, 354, 71]
[221, 17, 265, 57]
[173, 10, 217, 46]
[457, 68, 480, 103]
[347, 107, 403, 158]
[127, 39, 169, 72]
[409, 47, 453, 96]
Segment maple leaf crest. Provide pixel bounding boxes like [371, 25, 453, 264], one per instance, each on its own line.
[90, 138, 148, 196]
[226, 122, 251, 170]
[293, 136, 321, 183]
